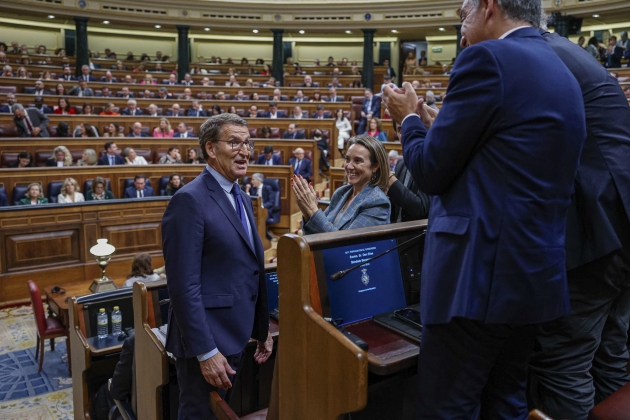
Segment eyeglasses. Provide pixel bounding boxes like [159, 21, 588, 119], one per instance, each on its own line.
[217, 139, 255, 151]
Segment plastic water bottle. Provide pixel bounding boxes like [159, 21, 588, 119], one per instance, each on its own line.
[97, 308, 108, 339]
[111, 306, 122, 335]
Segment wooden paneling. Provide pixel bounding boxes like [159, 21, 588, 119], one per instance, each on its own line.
[102, 222, 161, 253]
[5, 229, 80, 271]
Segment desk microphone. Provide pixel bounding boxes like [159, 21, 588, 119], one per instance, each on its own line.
[330, 230, 427, 281]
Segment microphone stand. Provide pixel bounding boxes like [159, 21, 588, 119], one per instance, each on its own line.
[330, 230, 427, 281]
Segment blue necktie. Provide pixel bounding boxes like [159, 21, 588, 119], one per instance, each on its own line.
[230, 184, 251, 246]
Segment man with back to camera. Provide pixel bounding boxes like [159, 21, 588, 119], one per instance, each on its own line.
[162, 114, 272, 418]
[527, 18, 630, 420]
[382, 0, 586, 417]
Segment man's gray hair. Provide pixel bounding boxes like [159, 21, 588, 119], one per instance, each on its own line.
[11, 103, 24, 112]
[252, 173, 264, 181]
[538, 9, 548, 30]
[470, 0, 543, 27]
[128, 99, 137, 106]
[388, 150, 399, 158]
[198, 113, 248, 160]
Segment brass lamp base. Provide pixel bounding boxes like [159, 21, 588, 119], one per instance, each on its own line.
[89, 278, 118, 293]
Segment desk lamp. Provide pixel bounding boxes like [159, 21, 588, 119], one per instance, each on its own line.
[89, 239, 117, 293]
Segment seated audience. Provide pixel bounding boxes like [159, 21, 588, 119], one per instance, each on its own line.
[55, 121, 70, 138]
[250, 92, 259, 100]
[248, 105, 258, 118]
[245, 173, 273, 210]
[68, 80, 94, 97]
[128, 122, 148, 137]
[265, 102, 279, 118]
[98, 86, 113, 98]
[122, 99, 143, 116]
[181, 88, 193, 100]
[158, 147, 182, 164]
[124, 174, 154, 198]
[256, 145, 282, 165]
[260, 126, 272, 139]
[294, 90, 306, 102]
[327, 87, 341, 102]
[147, 104, 160, 117]
[8, 151, 34, 168]
[164, 173, 185, 196]
[58, 177, 85, 204]
[357, 88, 380, 134]
[186, 101, 206, 117]
[100, 71, 117, 83]
[103, 122, 123, 137]
[291, 106, 303, 119]
[120, 86, 134, 99]
[46, 145, 73, 167]
[335, 108, 352, 151]
[165, 104, 182, 117]
[366, 118, 388, 142]
[425, 91, 440, 111]
[0, 93, 16, 113]
[293, 135, 390, 234]
[289, 147, 313, 180]
[234, 90, 247, 100]
[33, 96, 53, 114]
[181, 73, 194, 85]
[174, 122, 195, 138]
[13, 104, 50, 137]
[208, 104, 221, 116]
[227, 105, 237, 114]
[33, 79, 48, 96]
[123, 253, 162, 288]
[74, 122, 99, 138]
[85, 177, 115, 201]
[76, 148, 98, 166]
[302, 75, 315, 88]
[388, 150, 400, 172]
[100, 102, 119, 116]
[187, 148, 205, 164]
[153, 117, 174, 138]
[58, 67, 75, 81]
[312, 104, 327, 119]
[98, 142, 125, 165]
[141, 73, 156, 85]
[79, 65, 95, 82]
[20, 183, 48, 205]
[54, 97, 76, 115]
[123, 148, 148, 165]
[81, 103, 93, 115]
[165, 73, 179, 85]
[282, 123, 305, 139]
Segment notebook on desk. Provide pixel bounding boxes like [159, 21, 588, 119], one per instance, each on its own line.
[373, 303, 422, 343]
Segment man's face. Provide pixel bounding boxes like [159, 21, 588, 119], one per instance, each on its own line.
[133, 124, 142, 134]
[185, 74, 192, 82]
[122, 87, 130, 95]
[134, 178, 146, 191]
[264, 152, 272, 160]
[305, 76, 312, 84]
[294, 107, 302, 116]
[63, 67, 71, 75]
[169, 74, 176, 82]
[202, 77, 210, 85]
[108, 144, 118, 155]
[609, 38, 616, 47]
[206, 125, 251, 182]
[125, 75, 132, 83]
[383, 59, 390, 67]
[365, 90, 372, 99]
[294, 149, 305, 160]
[103, 88, 110, 96]
[106, 71, 113, 80]
[250, 106, 258, 117]
[79, 81, 87, 89]
[7, 94, 15, 105]
[288, 124, 296, 134]
[251, 177, 262, 188]
[269, 105, 277, 114]
[149, 105, 157, 114]
[35, 80, 44, 90]
[184, 88, 191, 97]
[192, 101, 200, 110]
[328, 57, 334, 64]
[625, 89, 630, 100]
[317, 109, 324, 117]
[159, 90, 167, 98]
[329, 89, 336, 97]
[460, 0, 489, 48]
[35, 97, 44, 107]
[389, 156, 398, 167]
[297, 90, 304, 98]
[178, 123, 187, 133]
[172, 105, 180, 114]
[156, 63, 162, 70]
[82, 67, 90, 75]
[13, 108, 25, 119]
[128, 101, 136, 110]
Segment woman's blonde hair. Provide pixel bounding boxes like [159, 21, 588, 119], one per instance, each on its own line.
[346, 135, 389, 191]
[52, 145, 73, 166]
[83, 148, 98, 165]
[25, 182, 44, 199]
[159, 117, 172, 133]
[60, 177, 80, 196]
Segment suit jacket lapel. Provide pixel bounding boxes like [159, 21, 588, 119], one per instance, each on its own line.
[330, 187, 353, 228]
[337, 186, 370, 229]
[202, 168, 256, 256]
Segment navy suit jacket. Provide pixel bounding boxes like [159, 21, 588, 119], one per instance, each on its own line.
[162, 167, 268, 358]
[256, 154, 282, 165]
[361, 96, 381, 118]
[127, 132, 148, 138]
[97, 154, 125, 165]
[402, 27, 586, 326]
[543, 31, 630, 270]
[0, 105, 12, 113]
[173, 131, 197, 138]
[123, 185, 155, 198]
[281, 131, 305, 139]
[121, 108, 143, 116]
[0, 191, 8, 207]
[288, 157, 312, 179]
[186, 108, 207, 117]
[99, 77, 118, 83]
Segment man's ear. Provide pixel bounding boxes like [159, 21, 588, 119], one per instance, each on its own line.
[206, 142, 216, 160]
[484, 0, 495, 22]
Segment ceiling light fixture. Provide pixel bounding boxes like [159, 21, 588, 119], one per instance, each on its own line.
[391, 29, 398, 33]
[345, 30, 352, 34]
[48, 15, 55, 19]
[592, 14, 600, 18]
[253, 29, 259, 33]
[299, 30, 305, 34]
[204, 27, 210, 31]
[438, 27, 445, 31]
[155, 25, 161, 28]
[103, 20, 110, 24]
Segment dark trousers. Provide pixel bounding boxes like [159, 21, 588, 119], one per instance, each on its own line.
[175, 352, 242, 420]
[528, 246, 630, 420]
[357, 118, 368, 135]
[415, 317, 536, 420]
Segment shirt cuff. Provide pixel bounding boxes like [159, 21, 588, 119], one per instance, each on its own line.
[401, 113, 421, 127]
[197, 348, 219, 362]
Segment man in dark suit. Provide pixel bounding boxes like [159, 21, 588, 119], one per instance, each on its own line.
[386, 120, 430, 223]
[263, 102, 279, 118]
[162, 114, 273, 418]
[187, 101, 207, 117]
[255, 146, 282, 165]
[281, 123, 305, 139]
[119, 86, 134, 99]
[288, 148, 312, 181]
[382, 0, 586, 416]
[98, 142, 125, 165]
[123, 175, 155, 198]
[79, 65, 96, 82]
[0, 93, 17, 113]
[13, 104, 50, 137]
[293, 90, 306, 102]
[68, 80, 95, 97]
[528, 28, 630, 420]
[121, 99, 143, 116]
[127, 122, 148, 138]
[33, 79, 49, 96]
[357, 88, 381, 134]
[173, 122, 196, 138]
[311, 104, 328, 119]
[245, 173, 273, 210]
[59, 66, 76, 81]
[0, 189, 8, 207]
[164, 74, 179, 85]
[99, 71, 117, 83]
[158, 87, 173, 100]
[327, 87, 340, 103]
[32, 96, 53, 114]
[604, 36, 624, 68]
